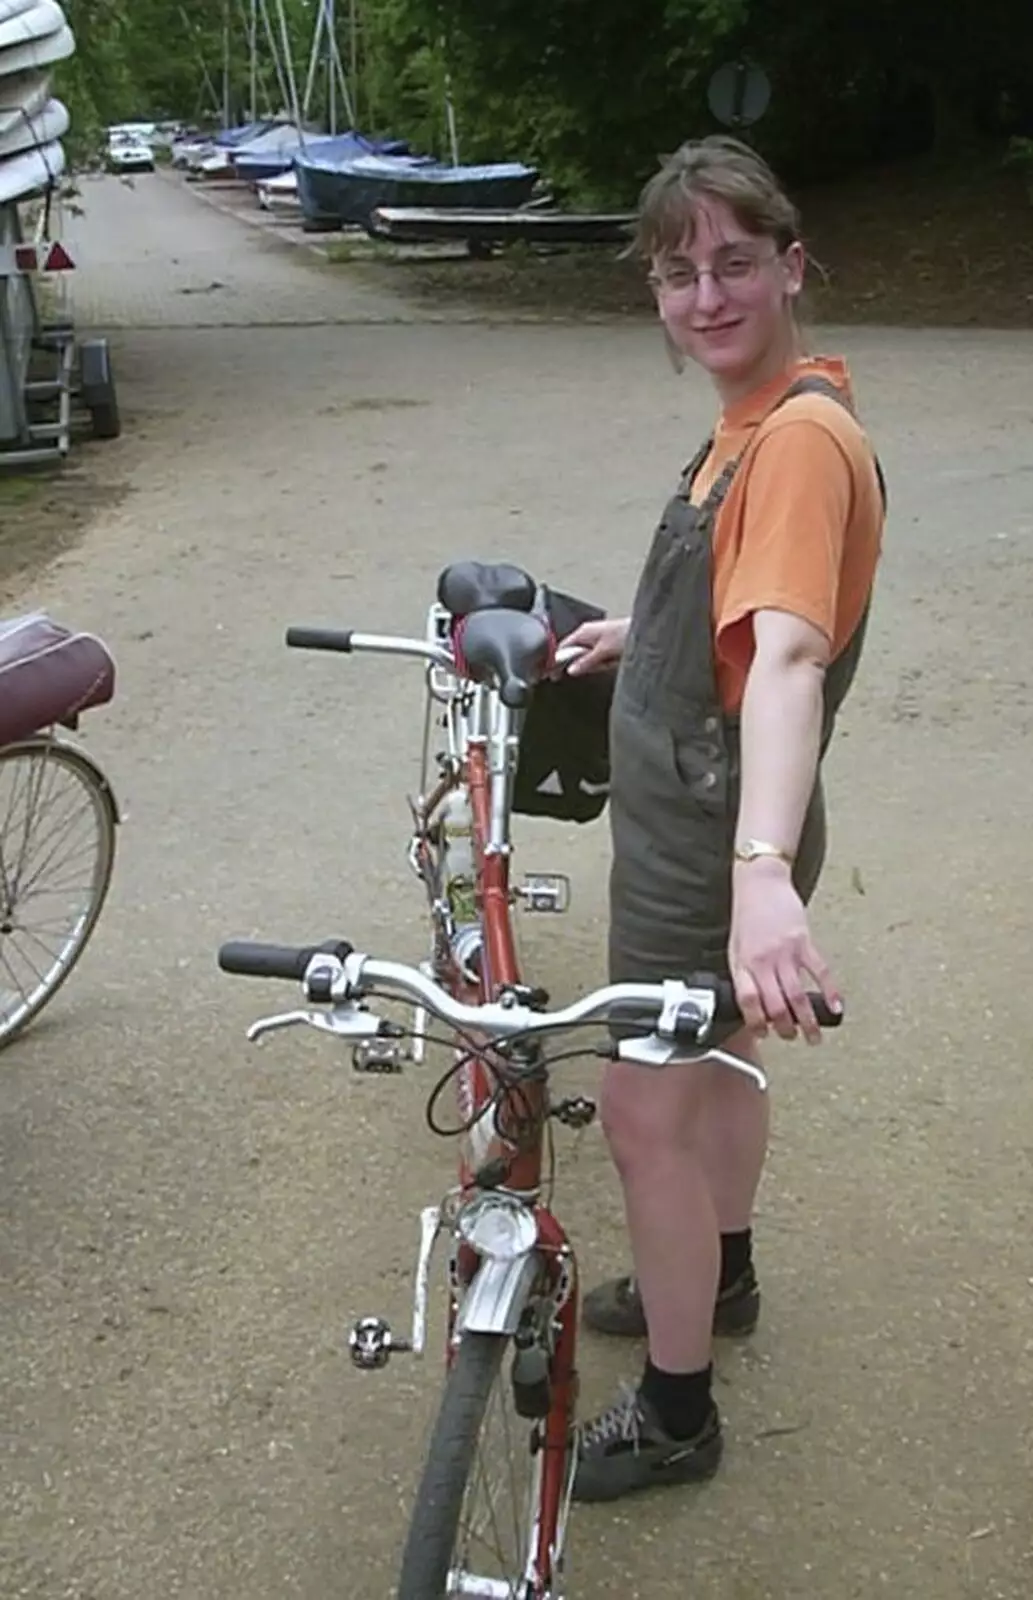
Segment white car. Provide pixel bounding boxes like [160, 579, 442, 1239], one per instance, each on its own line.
[106, 131, 155, 173]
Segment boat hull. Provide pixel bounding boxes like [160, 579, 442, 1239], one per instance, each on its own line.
[295, 157, 538, 231]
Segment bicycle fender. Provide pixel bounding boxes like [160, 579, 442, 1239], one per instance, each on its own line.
[69, 743, 122, 824]
[456, 1251, 541, 1336]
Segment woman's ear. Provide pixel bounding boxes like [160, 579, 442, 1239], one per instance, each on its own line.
[784, 240, 806, 298]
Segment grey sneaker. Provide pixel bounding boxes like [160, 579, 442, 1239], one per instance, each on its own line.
[572, 1385, 723, 1503]
[581, 1268, 761, 1339]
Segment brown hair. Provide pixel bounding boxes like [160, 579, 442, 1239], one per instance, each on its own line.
[634, 135, 801, 261]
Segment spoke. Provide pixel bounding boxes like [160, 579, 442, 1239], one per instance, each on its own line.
[0, 941, 34, 1005]
[454, 1349, 534, 1592]
[0, 761, 29, 903]
[500, 1377, 522, 1561]
[0, 838, 11, 906]
[0, 750, 31, 839]
[9, 924, 66, 966]
[16, 802, 97, 871]
[1, 748, 88, 843]
[2, 935, 48, 992]
[479, 1377, 521, 1569]
[13, 806, 98, 902]
[8, 914, 91, 935]
[9, 753, 49, 892]
[12, 879, 97, 908]
[469, 1438, 508, 1569]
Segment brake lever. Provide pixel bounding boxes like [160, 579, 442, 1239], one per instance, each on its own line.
[246, 1005, 384, 1045]
[706, 1047, 768, 1092]
[619, 1032, 767, 1090]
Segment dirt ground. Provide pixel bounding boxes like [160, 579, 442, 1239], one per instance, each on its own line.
[1, 171, 1033, 1600]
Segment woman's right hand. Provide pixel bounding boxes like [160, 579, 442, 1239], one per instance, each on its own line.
[561, 617, 630, 676]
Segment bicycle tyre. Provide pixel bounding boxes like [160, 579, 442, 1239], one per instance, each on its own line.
[0, 737, 118, 1048]
[397, 1330, 539, 1599]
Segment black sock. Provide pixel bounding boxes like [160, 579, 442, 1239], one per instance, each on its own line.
[719, 1228, 753, 1294]
[640, 1359, 713, 1440]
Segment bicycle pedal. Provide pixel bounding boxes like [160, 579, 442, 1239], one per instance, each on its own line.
[552, 1094, 597, 1130]
[352, 1039, 407, 1074]
[517, 873, 571, 914]
[348, 1316, 411, 1369]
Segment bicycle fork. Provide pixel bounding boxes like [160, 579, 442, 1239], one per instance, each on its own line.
[349, 1196, 579, 1598]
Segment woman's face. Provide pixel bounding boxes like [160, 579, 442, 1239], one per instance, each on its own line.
[650, 197, 804, 391]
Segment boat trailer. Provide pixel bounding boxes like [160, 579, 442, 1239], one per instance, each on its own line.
[0, 198, 120, 469]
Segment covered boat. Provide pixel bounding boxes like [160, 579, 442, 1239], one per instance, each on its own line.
[294, 151, 538, 232]
[234, 128, 410, 186]
[189, 120, 317, 180]
[172, 118, 280, 172]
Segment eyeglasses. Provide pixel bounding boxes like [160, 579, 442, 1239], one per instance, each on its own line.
[647, 245, 779, 298]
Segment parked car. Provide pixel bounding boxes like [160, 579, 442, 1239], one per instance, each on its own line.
[106, 129, 155, 173]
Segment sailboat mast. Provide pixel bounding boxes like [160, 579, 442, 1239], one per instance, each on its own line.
[350, 0, 359, 128]
[249, 0, 258, 122]
[222, 0, 231, 129]
[327, 0, 336, 134]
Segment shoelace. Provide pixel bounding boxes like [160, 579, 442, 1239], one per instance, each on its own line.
[579, 1384, 646, 1452]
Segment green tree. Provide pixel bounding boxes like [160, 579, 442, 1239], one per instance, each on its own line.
[49, 0, 1033, 193]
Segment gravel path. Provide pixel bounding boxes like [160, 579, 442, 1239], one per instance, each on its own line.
[2, 173, 1032, 1600]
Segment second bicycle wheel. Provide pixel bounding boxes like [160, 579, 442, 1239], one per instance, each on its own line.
[397, 1330, 569, 1599]
[0, 736, 118, 1048]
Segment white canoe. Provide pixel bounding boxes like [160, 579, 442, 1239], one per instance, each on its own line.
[0, 65, 47, 118]
[0, 133, 63, 202]
[0, 0, 40, 24]
[0, 19, 72, 79]
[0, 0, 64, 51]
[0, 93, 66, 157]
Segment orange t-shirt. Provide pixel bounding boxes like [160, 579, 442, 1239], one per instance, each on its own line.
[689, 355, 884, 714]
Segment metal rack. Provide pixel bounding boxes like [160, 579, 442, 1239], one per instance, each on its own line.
[0, 195, 119, 469]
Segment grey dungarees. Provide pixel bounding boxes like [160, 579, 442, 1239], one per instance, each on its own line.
[608, 376, 875, 987]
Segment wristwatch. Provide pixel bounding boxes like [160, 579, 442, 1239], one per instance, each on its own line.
[734, 839, 795, 866]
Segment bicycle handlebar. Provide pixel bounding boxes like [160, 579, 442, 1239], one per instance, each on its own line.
[286, 627, 454, 669]
[217, 940, 842, 1040]
[285, 625, 584, 676]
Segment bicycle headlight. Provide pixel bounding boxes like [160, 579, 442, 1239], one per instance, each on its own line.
[455, 1196, 537, 1260]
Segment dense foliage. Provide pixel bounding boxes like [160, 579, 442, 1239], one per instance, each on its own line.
[57, 0, 1033, 200]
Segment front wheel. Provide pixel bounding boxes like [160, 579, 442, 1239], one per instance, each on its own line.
[397, 1331, 571, 1599]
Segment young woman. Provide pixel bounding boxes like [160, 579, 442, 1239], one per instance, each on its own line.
[563, 135, 885, 1503]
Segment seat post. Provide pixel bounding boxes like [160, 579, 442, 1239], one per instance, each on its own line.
[486, 699, 523, 855]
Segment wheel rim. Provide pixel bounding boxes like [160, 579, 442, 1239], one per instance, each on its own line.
[0, 743, 112, 1039]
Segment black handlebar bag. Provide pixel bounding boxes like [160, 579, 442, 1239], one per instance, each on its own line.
[512, 587, 615, 825]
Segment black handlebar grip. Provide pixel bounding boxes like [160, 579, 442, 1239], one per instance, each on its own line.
[285, 626, 354, 653]
[711, 977, 843, 1029]
[217, 939, 353, 981]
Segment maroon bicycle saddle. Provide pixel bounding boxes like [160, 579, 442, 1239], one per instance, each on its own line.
[0, 613, 116, 748]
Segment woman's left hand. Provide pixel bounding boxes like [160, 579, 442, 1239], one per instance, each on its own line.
[729, 861, 842, 1044]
